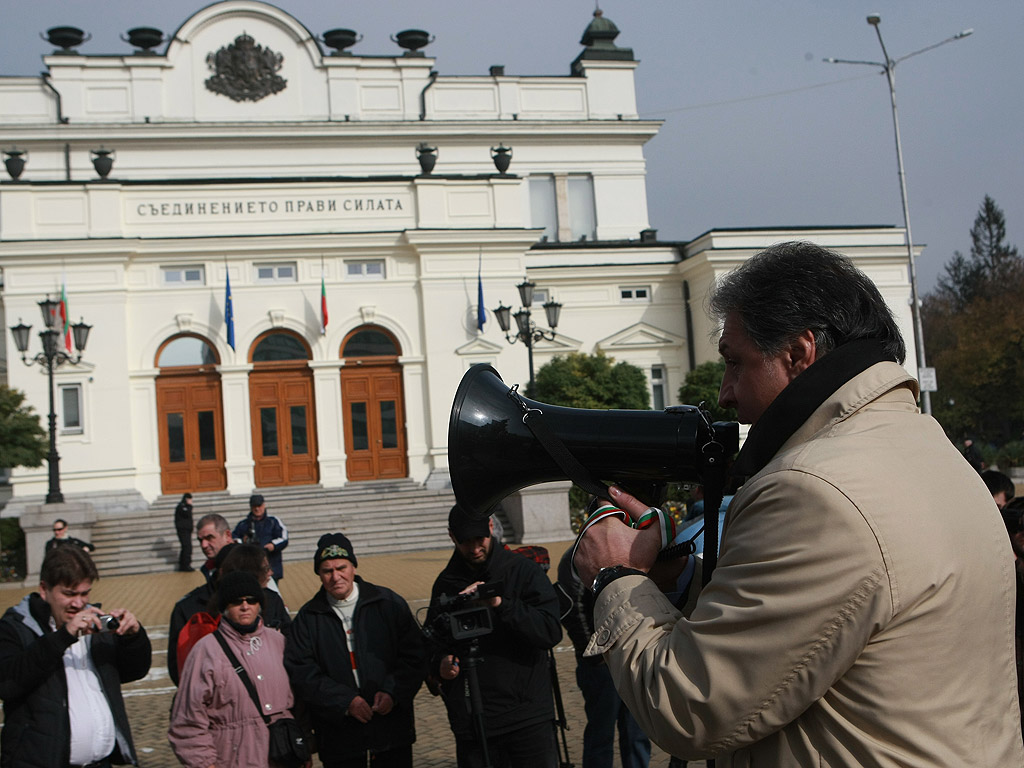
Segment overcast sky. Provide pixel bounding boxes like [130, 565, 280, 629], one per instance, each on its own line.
[1, 0, 1021, 293]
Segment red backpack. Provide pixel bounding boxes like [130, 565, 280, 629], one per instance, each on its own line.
[176, 611, 220, 679]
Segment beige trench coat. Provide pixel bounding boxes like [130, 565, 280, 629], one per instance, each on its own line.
[589, 362, 1024, 767]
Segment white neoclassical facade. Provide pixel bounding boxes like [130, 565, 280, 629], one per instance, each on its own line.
[0, 1, 918, 511]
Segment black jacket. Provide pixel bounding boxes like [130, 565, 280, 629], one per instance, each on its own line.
[0, 594, 151, 768]
[285, 578, 426, 758]
[173, 499, 193, 533]
[427, 539, 562, 739]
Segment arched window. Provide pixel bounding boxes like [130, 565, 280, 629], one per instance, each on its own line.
[252, 332, 310, 362]
[342, 327, 399, 358]
[157, 334, 219, 368]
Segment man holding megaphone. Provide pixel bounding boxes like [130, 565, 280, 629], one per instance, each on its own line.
[573, 242, 1023, 767]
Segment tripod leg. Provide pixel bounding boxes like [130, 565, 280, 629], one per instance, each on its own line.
[547, 649, 574, 767]
[464, 645, 493, 768]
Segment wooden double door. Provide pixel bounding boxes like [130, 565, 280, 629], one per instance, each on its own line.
[341, 364, 407, 481]
[249, 368, 319, 487]
[157, 373, 227, 494]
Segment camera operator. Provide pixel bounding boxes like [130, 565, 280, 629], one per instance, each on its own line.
[0, 545, 151, 767]
[427, 505, 562, 768]
[574, 242, 1024, 765]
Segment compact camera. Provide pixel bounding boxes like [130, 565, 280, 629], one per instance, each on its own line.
[96, 613, 120, 633]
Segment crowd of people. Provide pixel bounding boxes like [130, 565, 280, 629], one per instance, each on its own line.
[2, 241, 1022, 768]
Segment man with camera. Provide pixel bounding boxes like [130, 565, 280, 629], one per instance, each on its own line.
[575, 242, 1024, 765]
[286, 533, 426, 768]
[428, 505, 562, 768]
[0, 545, 151, 767]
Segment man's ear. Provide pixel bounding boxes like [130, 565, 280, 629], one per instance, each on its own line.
[783, 329, 818, 380]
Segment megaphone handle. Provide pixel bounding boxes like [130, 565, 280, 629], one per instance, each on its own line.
[521, 409, 611, 502]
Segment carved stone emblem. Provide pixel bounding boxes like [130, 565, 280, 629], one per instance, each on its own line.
[205, 33, 286, 102]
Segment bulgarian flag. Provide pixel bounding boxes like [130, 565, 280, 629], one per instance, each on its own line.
[320, 264, 328, 335]
[59, 277, 71, 352]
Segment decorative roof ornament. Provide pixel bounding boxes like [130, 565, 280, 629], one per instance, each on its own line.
[572, 9, 634, 72]
[205, 33, 287, 103]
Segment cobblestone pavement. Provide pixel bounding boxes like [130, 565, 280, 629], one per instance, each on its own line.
[0, 542, 704, 767]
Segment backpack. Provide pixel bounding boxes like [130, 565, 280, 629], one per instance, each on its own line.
[176, 611, 220, 679]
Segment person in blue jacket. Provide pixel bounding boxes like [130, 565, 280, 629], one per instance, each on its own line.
[232, 494, 289, 581]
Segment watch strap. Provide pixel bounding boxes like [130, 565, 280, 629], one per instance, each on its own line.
[591, 565, 646, 597]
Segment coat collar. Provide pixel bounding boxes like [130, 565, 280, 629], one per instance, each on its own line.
[306, 576, 377, 613]
[731, 339, 915, 482]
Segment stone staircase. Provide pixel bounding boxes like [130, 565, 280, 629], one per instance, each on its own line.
[90, 480, 462, 577]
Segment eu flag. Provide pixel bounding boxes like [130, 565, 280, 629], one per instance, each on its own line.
[476, 251, 486, 332]
[225, 272, 235, 351]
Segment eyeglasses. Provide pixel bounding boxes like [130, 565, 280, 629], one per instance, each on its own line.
[228, 596, 260, 606]
[52, 527, 66, 533]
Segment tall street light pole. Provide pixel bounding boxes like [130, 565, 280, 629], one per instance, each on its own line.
[10, 298, 92, 504]
[825, 15, 973, 416]
[493, 279, 563, 390]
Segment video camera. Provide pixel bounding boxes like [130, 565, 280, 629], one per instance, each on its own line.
[424, 581, 503, 645]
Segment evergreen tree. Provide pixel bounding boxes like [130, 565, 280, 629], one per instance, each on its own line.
[923, 196, 1024, 444]
[0, 385, 47, 469]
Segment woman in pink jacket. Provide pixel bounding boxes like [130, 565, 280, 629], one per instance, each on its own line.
[169, 570, 299, 768]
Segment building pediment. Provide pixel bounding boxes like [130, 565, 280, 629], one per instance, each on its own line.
[596, 322, 683, 352]
[455, 337, 504, 356]
[534, 333, 581, 352]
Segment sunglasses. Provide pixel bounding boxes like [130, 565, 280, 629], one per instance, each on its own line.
[53, 527, 66, 533]
[228, 596, 260, 606]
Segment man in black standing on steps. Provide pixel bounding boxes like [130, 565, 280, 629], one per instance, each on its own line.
[174, 493, 194, 572]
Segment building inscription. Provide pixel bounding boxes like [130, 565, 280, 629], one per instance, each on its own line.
[133, 196, 407, 218]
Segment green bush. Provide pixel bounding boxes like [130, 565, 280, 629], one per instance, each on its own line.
[0, 518, 25, 580]
[997, 441, 1024, 469]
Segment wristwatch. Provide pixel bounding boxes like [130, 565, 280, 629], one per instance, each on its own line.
[591, 564, 646, 597]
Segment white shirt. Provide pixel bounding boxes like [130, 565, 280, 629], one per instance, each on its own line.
[62, 632, 117, 765]
[328, 581, 360, 688]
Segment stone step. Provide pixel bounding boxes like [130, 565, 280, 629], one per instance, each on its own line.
[87, 480, 461, 576]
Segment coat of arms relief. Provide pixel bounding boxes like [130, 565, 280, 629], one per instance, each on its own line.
[205, 33, 287, 102]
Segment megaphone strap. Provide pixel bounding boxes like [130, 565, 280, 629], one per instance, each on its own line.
[510, 387, 611, 503]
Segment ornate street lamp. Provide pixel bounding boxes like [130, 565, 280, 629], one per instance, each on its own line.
[493, 279, 562, 388]
[10, 299, 93, 503]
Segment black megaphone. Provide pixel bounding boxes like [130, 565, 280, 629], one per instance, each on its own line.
[447, 364, 739, 517]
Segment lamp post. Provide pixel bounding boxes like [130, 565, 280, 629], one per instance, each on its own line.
[825, 16, 973, 416]
[9, 298, 92, 503]
[493, 279, 562, 389]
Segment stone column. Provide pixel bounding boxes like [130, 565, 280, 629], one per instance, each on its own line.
[502, 481, 574, 543]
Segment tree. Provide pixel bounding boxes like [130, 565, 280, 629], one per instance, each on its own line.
[923, 196, 1024, 444]
[678, 360, 737, 423]
[529, 351, 650, 410]
[934, 195, 1022, 311]
[0, 385, 47, 469]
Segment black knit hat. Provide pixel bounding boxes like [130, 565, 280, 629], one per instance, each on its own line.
[314, 532, 357, 572]
[217, 570, 265, 612]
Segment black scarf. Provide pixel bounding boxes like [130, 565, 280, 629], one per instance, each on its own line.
[730, 339, 897, 482]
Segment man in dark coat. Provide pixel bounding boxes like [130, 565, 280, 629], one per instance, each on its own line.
[166, 513, 233, 685]
[174, 493, 194, 572]
[232, 494, 289, 581]
[0, 546, 151, 767]
[44, 518, 95, 555]
[428, 505, 562, 768]
[286, 533, 426, 768]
